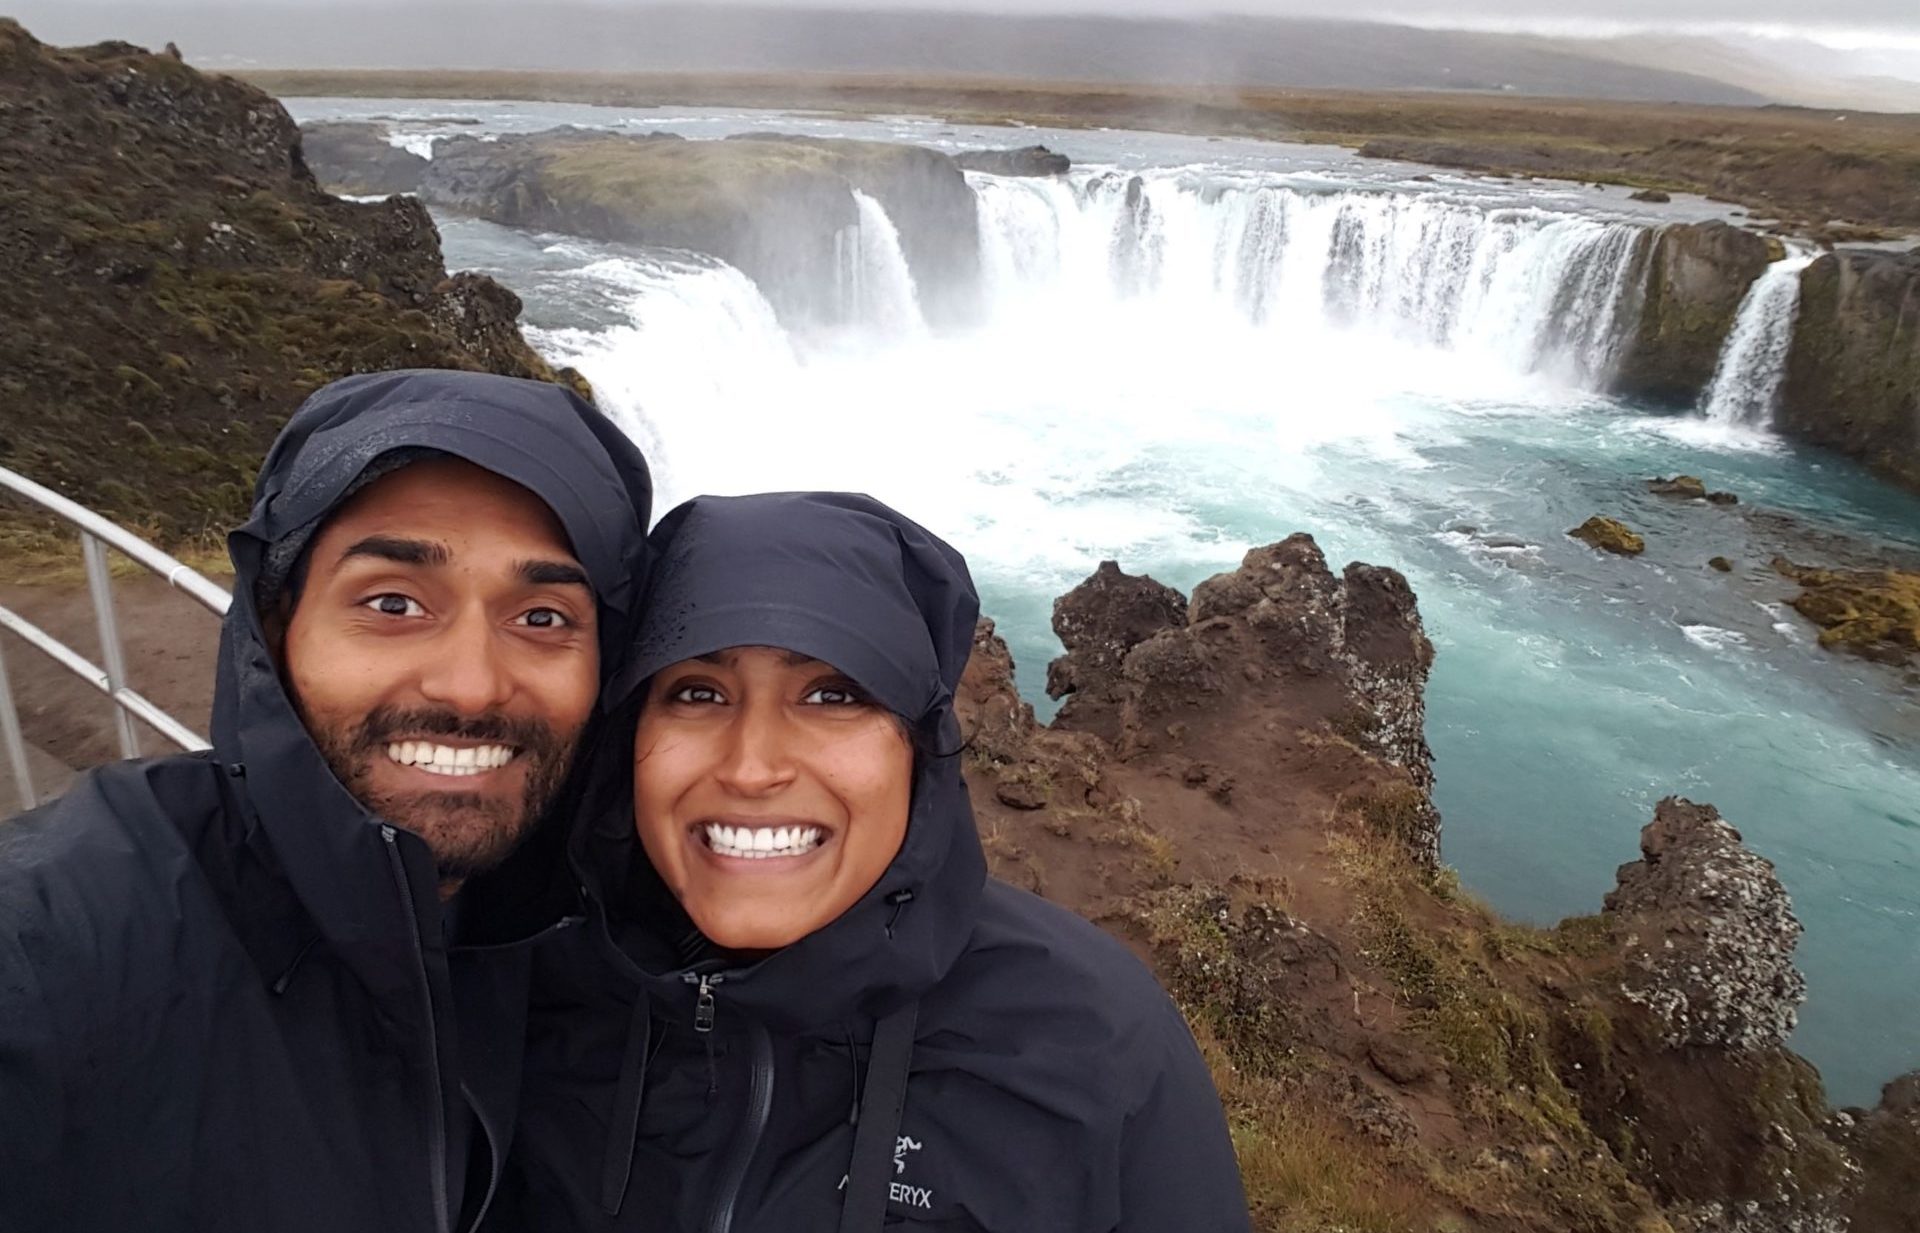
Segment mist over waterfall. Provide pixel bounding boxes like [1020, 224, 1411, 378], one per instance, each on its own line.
[1700, 251, 1818, 427]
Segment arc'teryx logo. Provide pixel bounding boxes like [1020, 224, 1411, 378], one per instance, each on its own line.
[838, 1134, 934, 1211]
[890, 1136, 933, 1210]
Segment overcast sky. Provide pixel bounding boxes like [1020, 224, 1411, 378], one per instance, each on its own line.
[32, 0, 1920, 28]
[24, 0, 1920, 79]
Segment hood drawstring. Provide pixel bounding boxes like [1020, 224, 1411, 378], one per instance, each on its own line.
[268, 934, 320, 997]
[883, 889, 915, 940]
[837, 1001, 920, 1233]
[599, 996, 653, 1216]
[844, 1024, 863, 1125]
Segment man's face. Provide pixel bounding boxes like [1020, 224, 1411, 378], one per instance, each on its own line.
[280, 458, 599, 892]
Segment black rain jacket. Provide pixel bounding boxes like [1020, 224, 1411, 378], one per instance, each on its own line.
[0, 370, 651, 1233]
[495, 493, 1251, 1233]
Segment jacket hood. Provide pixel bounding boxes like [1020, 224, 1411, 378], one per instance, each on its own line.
[583, 492, 988, 1033]
[211, 369, 652, 982]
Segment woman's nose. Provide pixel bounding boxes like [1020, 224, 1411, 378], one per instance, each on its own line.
[712, 698, 798, 796]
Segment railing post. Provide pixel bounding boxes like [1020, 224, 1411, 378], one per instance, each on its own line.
[0, 634, 34, 813]
[81, 532, 141, 761]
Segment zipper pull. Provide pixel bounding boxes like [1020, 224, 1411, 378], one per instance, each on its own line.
[687, 972, 721, 1034]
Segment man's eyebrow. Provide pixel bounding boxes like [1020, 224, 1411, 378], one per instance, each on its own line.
[517, 559, 591, 590]
[340, 536, 450, 568]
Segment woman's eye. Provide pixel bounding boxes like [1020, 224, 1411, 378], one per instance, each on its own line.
[802, 685, 864, 707]
[364, 594, 425, 618]
[669, 684, 724, 705]
[516, 607, 571, 629]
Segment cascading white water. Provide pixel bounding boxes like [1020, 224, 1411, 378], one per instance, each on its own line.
[1700, 250, 1817, 427]
[840, 190, 928, 339]
[969, 172, 1650, 389]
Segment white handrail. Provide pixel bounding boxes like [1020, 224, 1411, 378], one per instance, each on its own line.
[0, 464, 233, 811]
[0, 467, 231, 616]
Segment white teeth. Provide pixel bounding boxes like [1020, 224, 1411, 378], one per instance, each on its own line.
[701, 824, 825, 860]
[385, 742, 516, 775]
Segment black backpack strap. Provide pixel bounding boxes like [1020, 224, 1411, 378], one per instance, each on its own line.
[838, 1001, 920, 1233]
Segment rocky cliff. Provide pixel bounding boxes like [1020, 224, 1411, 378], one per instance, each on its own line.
[1610, 221, 1774, 407]
[301, 123, 984, 328]
[1779, 247, 1920, 493]
[0, 22, 580, 542]
[960, 545, 1920, 1233]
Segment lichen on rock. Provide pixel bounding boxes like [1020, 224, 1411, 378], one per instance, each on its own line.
[1771, 557, 1920, 664]
[1571, 516, 1649, 556]
[1604, 798, 1807, 1052]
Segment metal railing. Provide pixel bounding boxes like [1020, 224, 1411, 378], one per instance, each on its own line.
[0, 465, 232, 812]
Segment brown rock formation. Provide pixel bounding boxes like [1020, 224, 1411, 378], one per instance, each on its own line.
[1571, 516, 1648, 556]
[1604, 799, 1806, 1051]
[1771, 557, 1920, 664]
[0, 20, 577, 540]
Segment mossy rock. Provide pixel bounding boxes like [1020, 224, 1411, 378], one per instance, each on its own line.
[0, 22, 573, 543]
[1772, 557, 1920, 663]
[1570, 517, 1647, 556]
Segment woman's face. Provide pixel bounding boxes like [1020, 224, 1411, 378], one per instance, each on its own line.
[634, 645, 914, 953]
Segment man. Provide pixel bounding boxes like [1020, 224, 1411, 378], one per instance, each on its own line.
[0, 369, 651, 1233]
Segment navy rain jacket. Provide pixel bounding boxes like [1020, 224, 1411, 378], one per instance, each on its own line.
[0, 370, 651, 1233]
[495, 493, 1251, 1233]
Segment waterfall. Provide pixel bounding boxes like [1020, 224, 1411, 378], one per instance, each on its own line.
[1699, 250, 1817, 427]
[969, 171, 1651, 388]
[840, 190, 928, 339]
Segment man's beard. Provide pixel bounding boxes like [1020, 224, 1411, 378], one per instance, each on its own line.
[306, 704, 580, 885]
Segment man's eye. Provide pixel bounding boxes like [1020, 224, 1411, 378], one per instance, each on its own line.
[669, 684, 724, 705]
[517, 608, 571, 629]
[364, 594, 425, 618]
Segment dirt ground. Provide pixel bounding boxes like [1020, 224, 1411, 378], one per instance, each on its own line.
[0, 575, 222, 808]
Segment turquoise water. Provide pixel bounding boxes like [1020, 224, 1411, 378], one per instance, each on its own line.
[295, 98, 1920, 1106]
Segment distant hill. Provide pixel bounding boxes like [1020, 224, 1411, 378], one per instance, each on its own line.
[12, 4, 1778, 106]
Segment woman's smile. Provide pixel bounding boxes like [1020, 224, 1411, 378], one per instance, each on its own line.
[694, 819, 833, 864]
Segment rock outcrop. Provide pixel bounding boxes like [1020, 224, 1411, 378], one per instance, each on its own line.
[1771, 557, 1920, 664]
[1604, 798, 1806, 1051]
[1778, 247, 1920, 493]
[0, 21, 577, 539]
[299, 120, 429, 195]
[1046, 536, 1440, 866]
[1611, 222, 1773, 406]
[375, 126, 981, 327]
[952, 145, 1071, 177]
[1570, 516, 1648, 556]
[958, 545, 1917, 1231]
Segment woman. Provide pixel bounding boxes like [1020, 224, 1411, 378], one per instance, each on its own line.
[500, 492, 1249, 1233]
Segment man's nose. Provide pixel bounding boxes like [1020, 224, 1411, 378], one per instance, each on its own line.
[415, 605, 515, 715]
[713, 698, 797, 797]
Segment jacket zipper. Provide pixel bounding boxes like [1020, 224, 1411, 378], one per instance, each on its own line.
[383, 825, 452, 1233]
[687, 974, 776, 1233]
